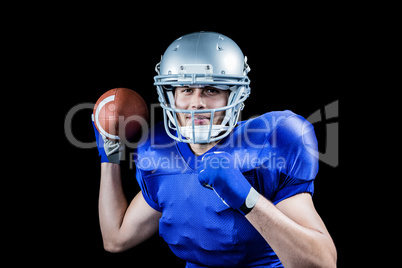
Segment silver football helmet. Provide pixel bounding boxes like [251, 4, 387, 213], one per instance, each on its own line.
[154, 31, 251, 144]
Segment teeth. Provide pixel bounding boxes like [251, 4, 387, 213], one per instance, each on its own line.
[188, 115, 209, 120]
[194, 115, 208, 119]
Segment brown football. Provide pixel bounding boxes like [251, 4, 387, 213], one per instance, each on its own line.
[93, 88, 148, 141]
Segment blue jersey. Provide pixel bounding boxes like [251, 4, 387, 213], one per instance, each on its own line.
[135, 111, 318, 267]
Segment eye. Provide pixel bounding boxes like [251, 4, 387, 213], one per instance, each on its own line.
[205, 88, 219, 94]
[178, 87, 193, 94]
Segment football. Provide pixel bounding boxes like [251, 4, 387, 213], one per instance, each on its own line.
[93, 88, 148, 141]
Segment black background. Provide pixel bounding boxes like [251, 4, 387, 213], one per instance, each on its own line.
[52, 6, 355, 267]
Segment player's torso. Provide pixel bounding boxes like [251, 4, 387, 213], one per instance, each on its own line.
[135, 111, 296, 266]
[155, 171, 272, 266]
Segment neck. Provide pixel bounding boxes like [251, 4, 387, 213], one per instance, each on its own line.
[188, 140, 220, 156]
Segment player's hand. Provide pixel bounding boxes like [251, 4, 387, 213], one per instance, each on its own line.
[197, 152, 260, 215]
[92, 114, 122, 164]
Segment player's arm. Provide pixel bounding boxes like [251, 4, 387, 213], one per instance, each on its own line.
[243, 115, 335, 267]
[245, 193, 336, 268]
[198, 152, 336, 268]
[92, 118, 161, 252]
[99, 163, 161, 253]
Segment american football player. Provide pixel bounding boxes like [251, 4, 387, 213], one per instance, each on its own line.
[93, 31, 337, 267]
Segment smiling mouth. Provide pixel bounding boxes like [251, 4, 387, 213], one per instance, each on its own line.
[186, 115, 210, 125]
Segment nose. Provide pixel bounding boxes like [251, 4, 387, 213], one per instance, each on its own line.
[190, 89, 205, 110]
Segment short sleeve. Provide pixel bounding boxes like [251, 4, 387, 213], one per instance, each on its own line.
[271, 173, 315, 205]
[269, 115, 319, 204]
[135, 168, 163, 212]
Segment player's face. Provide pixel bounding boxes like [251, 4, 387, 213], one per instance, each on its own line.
[174, 86, 229, 127]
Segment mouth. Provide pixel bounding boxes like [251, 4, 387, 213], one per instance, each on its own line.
[186, 114, 210, 125]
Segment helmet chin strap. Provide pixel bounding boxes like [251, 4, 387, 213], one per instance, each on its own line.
[179, 125, 230, 143]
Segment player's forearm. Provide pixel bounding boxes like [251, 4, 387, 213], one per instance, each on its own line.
[98, 163, 128, 248]
[245, 196, 336, 268]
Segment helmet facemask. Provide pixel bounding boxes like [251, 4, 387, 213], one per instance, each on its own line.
[153, 32, 251, 144]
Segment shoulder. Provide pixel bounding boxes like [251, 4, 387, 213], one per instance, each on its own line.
[135, 121, 175, 170]
[137, 121, 172, 150]
[238, 110, 316, 151]
[135, 122, 190, 175]
[269, 112, 317, 157]
[270, 113, 319, 181]
[230, 111, 295, 147]
[237, 110, 296, 133]
[230, 111, 318, 179]
[230, 110, 299, 149]
[225, 111, 306, 169]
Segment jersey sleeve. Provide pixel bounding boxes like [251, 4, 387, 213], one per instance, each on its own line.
[268, 115, 319, 205]
[135, 168, 163, 212]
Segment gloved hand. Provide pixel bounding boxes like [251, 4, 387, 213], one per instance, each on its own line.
[92, 114, 122, 164]
[197, 151, 260, 215]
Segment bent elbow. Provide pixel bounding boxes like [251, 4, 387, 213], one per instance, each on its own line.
[104, 244, 122, 253]
[325, 239, 338, 268]
[328, 250, 338, 268]
[299, 245, 337, 268]
[103, 240, 126, 253]
[317, 247, 337, 268]
[301, 257, 337, 268]
[321, 259, 337, 268]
